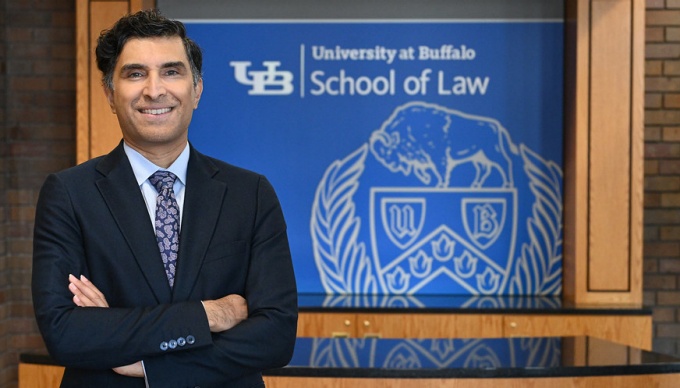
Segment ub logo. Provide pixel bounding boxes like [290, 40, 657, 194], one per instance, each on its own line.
[230, 61, 294, 95]
[312, 101, 562, 298]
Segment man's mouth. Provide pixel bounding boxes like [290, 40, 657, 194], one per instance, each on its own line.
[140, 107, 172, 115]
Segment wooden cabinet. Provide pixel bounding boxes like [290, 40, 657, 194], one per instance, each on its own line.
[298, 312, 652, 350]
[297, 312, 357, 337]
[355, 313, 505, 339]
[503, 314, 652, 350]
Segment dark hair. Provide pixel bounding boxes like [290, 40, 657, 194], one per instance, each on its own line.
[95, 9, 202, 90]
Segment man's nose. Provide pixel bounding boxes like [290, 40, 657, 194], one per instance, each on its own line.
[143, 73, 166, 99]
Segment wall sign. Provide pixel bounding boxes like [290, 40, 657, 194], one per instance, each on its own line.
[185, 21, 564, 297]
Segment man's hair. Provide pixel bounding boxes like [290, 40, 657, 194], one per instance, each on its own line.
[95, 9, 203, 90]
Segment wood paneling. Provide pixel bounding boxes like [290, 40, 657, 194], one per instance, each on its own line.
[88, 2, 128, 159]
[76, 0, 154, 162]
[563, 0, 644, 305]
[18, 364, 63, 388]
[588, 0, 633, 291]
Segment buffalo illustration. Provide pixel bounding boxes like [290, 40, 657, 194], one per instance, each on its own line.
[369, 102, 517, 188]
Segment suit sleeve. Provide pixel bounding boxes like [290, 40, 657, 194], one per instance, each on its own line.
[32, 173, 214, 370]
[142, 175, 299, 387]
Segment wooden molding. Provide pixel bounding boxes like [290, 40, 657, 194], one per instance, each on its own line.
[562, 0, 644, 305]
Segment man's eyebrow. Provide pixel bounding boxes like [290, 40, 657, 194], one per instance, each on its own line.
[119, 62, 187, 72]
[120, 63, 148, 73]
[161, 61, 188, 70]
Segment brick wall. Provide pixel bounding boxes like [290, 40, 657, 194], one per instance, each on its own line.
[645, 0, 680, 356]
[0, 0, 8, 385]
[0, 1, 678, 387]
[0, 0, 76, 386]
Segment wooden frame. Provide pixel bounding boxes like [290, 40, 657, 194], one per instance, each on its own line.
[562, 0, 644, 305]
[75, 0, 645, 306]
[76, 0, 155, 163]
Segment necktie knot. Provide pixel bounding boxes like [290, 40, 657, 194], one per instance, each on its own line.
[149, 170, 178, 193]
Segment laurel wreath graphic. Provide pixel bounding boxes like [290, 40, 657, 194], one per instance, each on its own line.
[311, 127, 563, 297]
[508, 145, 563, 296]
[311, 145, 377, 294]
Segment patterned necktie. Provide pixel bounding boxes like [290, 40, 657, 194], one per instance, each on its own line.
[149, 170, 180, 288]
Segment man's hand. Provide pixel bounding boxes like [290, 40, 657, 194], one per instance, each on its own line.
[112, 361, 144, 377]
[202, 294, 248, 333]
[68, 274, 143, 378]
[68, 274, 109, 307]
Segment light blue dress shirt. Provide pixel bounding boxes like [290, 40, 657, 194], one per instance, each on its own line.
[123, 142, 189, 229]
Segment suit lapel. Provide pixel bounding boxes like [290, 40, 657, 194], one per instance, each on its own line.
[95, 143, 173, 303]
[172, 147, 226, 301]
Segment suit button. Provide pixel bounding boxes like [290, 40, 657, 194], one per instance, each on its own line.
[160, 341, 169, 351]
[169, 339, 177, 349]
[178, 337, 186, 346]
[187, 335, 196, 345]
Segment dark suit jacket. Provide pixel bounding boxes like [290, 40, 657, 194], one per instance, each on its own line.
[32, 142, 298, 387]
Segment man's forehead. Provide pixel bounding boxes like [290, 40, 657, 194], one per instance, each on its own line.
[117, 36, 188, 67]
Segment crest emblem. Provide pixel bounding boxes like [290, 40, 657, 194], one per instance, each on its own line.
[311, 102, 563, 297]
[370, 188, 517, 295]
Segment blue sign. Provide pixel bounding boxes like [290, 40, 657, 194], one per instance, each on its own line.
[185, 21, 564, 296]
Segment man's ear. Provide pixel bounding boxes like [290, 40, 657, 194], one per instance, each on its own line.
[193, 78, 203, 109]
[103, 85, 116, 114]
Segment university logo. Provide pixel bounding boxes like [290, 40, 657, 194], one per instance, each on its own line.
[311, 101, 563, 298]
[230, 61, 294, 95]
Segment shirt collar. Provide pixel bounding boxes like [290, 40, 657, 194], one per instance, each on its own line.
[123, 142, 190, 186]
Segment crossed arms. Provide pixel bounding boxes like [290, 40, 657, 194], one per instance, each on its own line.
[68, 274, 248, 377]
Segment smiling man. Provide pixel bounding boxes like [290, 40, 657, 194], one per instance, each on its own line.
[31, 9, 297, 387]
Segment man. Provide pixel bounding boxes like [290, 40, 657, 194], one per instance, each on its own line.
[31, 9, 298, 387]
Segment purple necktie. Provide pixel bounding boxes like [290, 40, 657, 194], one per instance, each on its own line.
[149, 170, 180, 288]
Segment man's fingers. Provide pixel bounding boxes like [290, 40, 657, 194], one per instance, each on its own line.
[113, 361, 144, 377]
[69, 274, 109, 307]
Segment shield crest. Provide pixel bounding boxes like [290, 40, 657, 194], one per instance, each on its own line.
[370, 188, 517, 295]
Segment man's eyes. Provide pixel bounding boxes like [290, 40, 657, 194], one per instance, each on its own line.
[122, 69, 183, 79]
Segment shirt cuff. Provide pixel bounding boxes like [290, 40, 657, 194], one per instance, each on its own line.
[142, 360, 150, 388]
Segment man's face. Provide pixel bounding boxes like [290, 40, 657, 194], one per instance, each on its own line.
[105, 36, 203, 153]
